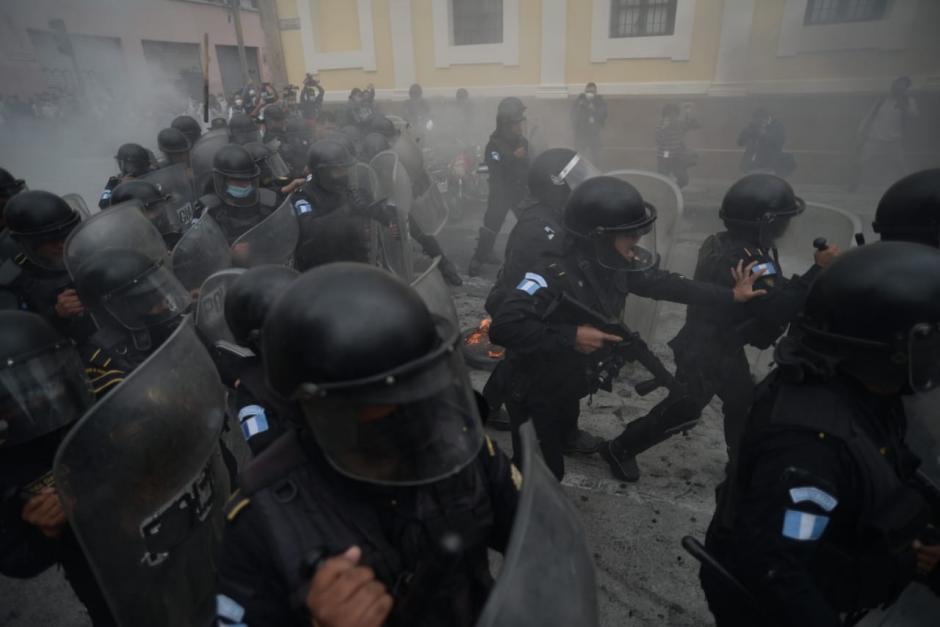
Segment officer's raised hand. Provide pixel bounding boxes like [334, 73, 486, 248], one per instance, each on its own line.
[730, 260, 768, 302]
[814, 243, 840, 268]
[21, 487, 67, 539]
[575, 324, 623, 354]
[54, 288, 84, 318]
[306, 546, 393, 627]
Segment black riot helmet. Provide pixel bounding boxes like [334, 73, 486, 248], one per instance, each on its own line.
[0, 311, 94, 449]
[110, 180, 180, 238]
[796, 242, 940, 393]
[224, 265, 298, 351]
[719, 174, 805, 247]
[496, 96, 526, 132]
[212, 144, 261, 208]
[263, 104, 286, 123]
[244, 141, 290, 186]
[210, 117, 228, 130]
[5, 191, 80, 271]
[563, 176, 658, 272]
[368, 114, 397, 139]
[229, 113, 260, 145]
[873, 169, 940, 248]
[157, 127, 192, 158]
[74, 248, 191, 333]
[409, 83, 423, 100]
[307, 139, 356, 193]
[528, 148, 578, 210]
[115, 143, 152, 177]
[360, 132, 390, 162]
[171, 115, 202, 146]
[263, 262, 484, 486]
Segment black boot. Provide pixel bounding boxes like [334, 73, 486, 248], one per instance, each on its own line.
[438, 255, 463, 286]
[600, 439, 640, 482]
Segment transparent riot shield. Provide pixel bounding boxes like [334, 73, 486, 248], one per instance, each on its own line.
[411, 256, 458, 327]
[62, 193, 92, 220]
[230, 197, 300, 268]
[370, 150, 414, 281]
[190, 130, 230, 196]
[53, 316, 229, 627]
[412, 182, 449, 237]
[195, 269, 244, 347]
[607, 170, 684, 344]
[350, 162, 382, 267]
[476, 421, 599, 627]
[64, 201, 169, 280]
[141, 162, 196, 207]
[747, 201, 863, 380]
[171, 214, 233, 292]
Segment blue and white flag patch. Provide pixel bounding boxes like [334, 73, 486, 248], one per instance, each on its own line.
[293, 199, 313, 216]
[239, 405, 269, 439]
[100, 189, 112, 201]
[490, 151, 501, 162]
[789, 486, 838, 512]
[751, 262, 777, 276]
[782, 509, 830, 541]
[216, 593, 245, 624]
[516, 272, 548, 295]
[543, 226, 556, 240]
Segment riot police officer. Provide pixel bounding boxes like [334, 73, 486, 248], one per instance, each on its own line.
[603, 174, 838, 482]
[156, 127, 192, 167]
[99, 143, 153, 209]
[244, 141, 291, 203]
[0, 310, 116, 626]
[229, 112, 261, 145]
[470, 97, 530, 276]
[283, 117, 314, 178]
[198, 143, 278, 244]
[110, 179, 188, 248]
[261, 104, 288, 143]
[490, 176, 767, 479]
[873, 168, 940, 248]
[223, 265, 297, 455]
[290, 139, 391, 270]
[216, 263, 520, 627]
[72, 247, 192, 391]
[171, 114, 202, 147]
[1, 191, 94, 343]
[702, 241, 940, 626]
[483, 148, 597, 434]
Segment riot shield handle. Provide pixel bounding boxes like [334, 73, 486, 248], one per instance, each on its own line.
[813, 237, 829, 251]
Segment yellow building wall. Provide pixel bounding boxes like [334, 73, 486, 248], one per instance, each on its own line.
[747, 0, 940, 83]
[317, 0, 361, 52]
[410, 0, 543, 88]
[276, 0, 307, 87]
[565, 0, 723, 85]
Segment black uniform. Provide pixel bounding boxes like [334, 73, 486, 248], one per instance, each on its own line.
[490, 251, 733, 479]
[217, 430, 519, 627]
[570, 92, 608, 166]
[98, 175, 122, 209]
[704, 373, 938, 626]
[198, 188, 277, 244]
[289, 180, 375, 270]
[738, 115, 794, 176]
[612, 233, 821, 459]
[483, 131, 529, 237]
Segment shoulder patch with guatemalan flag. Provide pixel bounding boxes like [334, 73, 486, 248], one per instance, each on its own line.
[516, 272, 548, 295]
[216, 593, 246, 625]
[239, 404, 269, 440]
[490, 151, 501, 162]
[782, 508, 830, 541]
[789, 486, 838, 512]
[293, 199, 313, 216]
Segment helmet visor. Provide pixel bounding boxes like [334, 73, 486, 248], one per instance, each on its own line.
[593, 204, 659, 272]
[909, 323, 940, 393]
[554, 153, 603, 191]
[265, 152, 291, 180]
[295, 324, 484, 486]
[103, 265, 192, 331]
[0, 345, 94, 448]
[19, 232, 70, 271]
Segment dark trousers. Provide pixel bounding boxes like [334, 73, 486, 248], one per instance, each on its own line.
[613, 349, 754, 461]
[506, 385, 580, 481]
[657, 156, 690, 189]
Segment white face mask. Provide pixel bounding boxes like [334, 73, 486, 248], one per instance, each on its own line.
[585, 92, 596, 100]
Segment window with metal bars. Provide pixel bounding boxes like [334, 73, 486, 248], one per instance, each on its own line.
[803, 0, 889, 25]
[609, 0, 678, 38]
[451, 0, 504, 46]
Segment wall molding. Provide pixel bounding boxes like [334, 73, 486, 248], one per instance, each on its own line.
[431, 0, 520, 67]
[777, 0, 918, 57]
[591, 0, 697, 62]
[296, 0, 376, 72]
[539, 0, 567, 91]
[389, 0, 416, 89]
